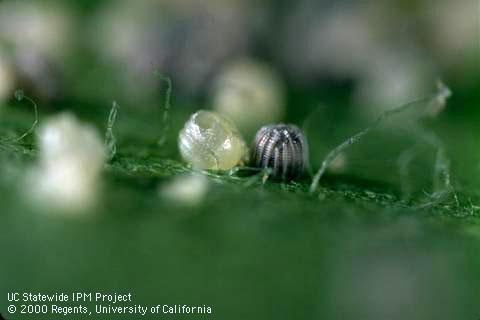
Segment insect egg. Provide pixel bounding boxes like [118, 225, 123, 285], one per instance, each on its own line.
[178, 110, 248, 171]
[212, 59, 285, 135]
[27, 113, 106, 212]
[252, 124, 309, 180]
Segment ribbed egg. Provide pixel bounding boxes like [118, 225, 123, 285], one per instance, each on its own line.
[252, 124, 309, 180]
[178, 110, 248, 171]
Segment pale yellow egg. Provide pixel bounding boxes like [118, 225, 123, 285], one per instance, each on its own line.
[178, 110, 248, 171]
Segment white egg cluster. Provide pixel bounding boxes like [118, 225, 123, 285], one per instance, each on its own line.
[212, 59, 285, 135]
[27, 113, 106, 212]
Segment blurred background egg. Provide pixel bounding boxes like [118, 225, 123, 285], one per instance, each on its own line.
[89, 0, 252, 106]
[353, 48, 436, 121]
[212, 58, 285, 137]
[0, 1, 75, 101]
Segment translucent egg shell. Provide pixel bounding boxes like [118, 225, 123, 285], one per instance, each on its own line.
[178, 110, 248, 171]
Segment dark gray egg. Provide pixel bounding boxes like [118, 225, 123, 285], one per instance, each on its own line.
[252, 124, 309, 180]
